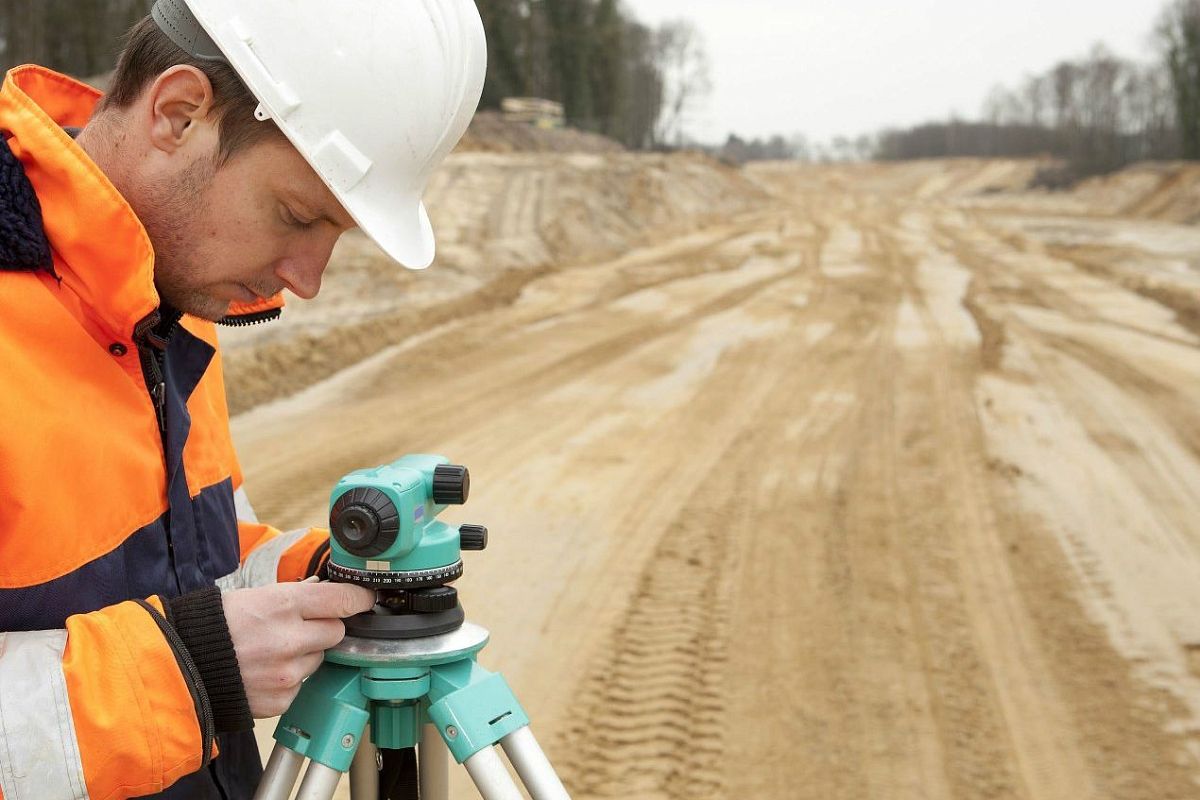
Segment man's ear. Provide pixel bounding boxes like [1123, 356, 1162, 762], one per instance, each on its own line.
[146, 65, 216, 154]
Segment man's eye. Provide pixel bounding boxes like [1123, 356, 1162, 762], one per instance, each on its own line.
[282, 207, 315, 228]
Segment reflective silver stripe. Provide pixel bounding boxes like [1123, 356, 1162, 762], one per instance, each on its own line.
[233, 486, 259, 524]
[219, 487, 267, 591]
[215, 569, 245, 593]
[240, 529, 310, 588]
[0, 630, 89, 799]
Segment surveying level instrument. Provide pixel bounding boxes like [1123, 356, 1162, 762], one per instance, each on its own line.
[254, 455, 571, 800]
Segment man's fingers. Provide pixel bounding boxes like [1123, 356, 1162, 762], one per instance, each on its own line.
[294, 581, 377, 620]
[296, 649, 327, 680]
[292, 618, 348, 655]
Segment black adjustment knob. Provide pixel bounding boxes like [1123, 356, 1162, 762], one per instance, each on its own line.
[330, 488, 400, 558]
[409, 586, 458, 613]
[432, 464, 470, 505]
[459, 524, 488, 551]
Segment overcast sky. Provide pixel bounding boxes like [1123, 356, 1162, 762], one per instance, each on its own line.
[624, 0, 1167, 145]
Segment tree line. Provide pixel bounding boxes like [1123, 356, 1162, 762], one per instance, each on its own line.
[0, 0, 709, 152]
[476, 0, 708, 149]
[874, 0, 1200, 180]
[0, 1, 150, 81]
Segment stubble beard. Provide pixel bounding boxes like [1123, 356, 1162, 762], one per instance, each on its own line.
[141, 155, 229, 322]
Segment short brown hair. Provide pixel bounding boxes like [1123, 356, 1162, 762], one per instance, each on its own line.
[100, 15, 281, 162]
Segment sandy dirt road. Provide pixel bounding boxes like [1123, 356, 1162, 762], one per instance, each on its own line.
[235, 161, 1200, 799]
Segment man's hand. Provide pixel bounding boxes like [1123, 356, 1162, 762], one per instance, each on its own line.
[222, 581, 376, 717]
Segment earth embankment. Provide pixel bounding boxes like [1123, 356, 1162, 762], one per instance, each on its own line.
[220, 151, 765, 414]
[233, 156, 1200, 800]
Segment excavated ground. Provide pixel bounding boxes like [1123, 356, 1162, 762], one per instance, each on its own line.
[232, 157, 1200, 799]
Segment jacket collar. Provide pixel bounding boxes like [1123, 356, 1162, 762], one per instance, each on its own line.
[0, 65, 283, 340]
[0, 66, 157, 340]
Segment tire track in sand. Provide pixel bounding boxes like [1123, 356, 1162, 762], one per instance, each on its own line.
[550, 254, 827, 799]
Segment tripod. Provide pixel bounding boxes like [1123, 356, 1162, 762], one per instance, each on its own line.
[253, 621, 570, 800]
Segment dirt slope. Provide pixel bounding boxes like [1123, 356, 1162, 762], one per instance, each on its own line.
[220, 150, 765, 413]
[456, 111, 625, 154]
[1067, 162, 1200, 223]
[234, 158, 1200, 799]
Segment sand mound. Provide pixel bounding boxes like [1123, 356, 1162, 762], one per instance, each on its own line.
[959, 160, 1200, 224]
[456, 111, 624, 154]
[219, 150, 768, 413]
[747, 158, 1044, 201]
[1066, 162, 1200, 223]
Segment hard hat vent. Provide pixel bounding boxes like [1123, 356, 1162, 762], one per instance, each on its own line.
[151, 0, 226, 63]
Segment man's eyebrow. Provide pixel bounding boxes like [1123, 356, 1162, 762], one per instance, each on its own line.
[289, 195, 351, 229]
[325, 204, 356, 230]
[324, 208, 355, 230]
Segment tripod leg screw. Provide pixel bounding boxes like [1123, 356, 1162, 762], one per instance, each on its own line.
[342, 734, 355, 748]
[446, 726, 459, 739]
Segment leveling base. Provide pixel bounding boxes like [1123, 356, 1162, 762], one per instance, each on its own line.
[252, 622, 570, 800]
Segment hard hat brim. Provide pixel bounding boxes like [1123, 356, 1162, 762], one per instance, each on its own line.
[346, 196, 436, 271]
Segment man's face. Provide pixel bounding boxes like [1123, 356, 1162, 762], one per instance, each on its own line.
[140, 136, 356, 322]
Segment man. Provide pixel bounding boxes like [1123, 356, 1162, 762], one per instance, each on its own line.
[0, 1, 486, 798]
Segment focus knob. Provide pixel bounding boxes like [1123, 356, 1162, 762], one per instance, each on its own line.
[409, 586, 458, 613]
[459, 524, 488, 551]
[330, 488, 400, 558]
[432, 464, 470, 505]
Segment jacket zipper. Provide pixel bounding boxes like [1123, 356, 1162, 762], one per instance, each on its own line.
[134, 600, 217, 768]
[133, 309, 182, 439]
[133, 311, 166, 434]
[126, 314, 228, 769]
[217, 308, 282, 327]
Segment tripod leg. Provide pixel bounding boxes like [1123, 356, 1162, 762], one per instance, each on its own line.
[254, 744, 305, 800]
[419, 723, 450, 800]
[295, 761, 344, 800]
[500, 727, 571, 800]
[463, 747, 524, 800]
[349, 723, 380, 800]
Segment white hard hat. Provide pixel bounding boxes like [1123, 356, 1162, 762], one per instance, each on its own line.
[151, 0, 486, 269]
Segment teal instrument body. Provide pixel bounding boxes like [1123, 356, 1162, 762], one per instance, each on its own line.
[329, 455, 464, 573]
[261, 454, 569, 799]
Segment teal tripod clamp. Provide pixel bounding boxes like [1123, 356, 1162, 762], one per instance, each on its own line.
[252, 456, 570, 800]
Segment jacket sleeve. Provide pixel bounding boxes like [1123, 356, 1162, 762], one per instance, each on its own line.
[0, 594, 241, 800]
[192, 317, 328, 590]
[220, 474, 329, 589]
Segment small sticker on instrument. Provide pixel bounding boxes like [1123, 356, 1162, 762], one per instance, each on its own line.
[414, 507, 424, 522]
[367, 560, 390, 571]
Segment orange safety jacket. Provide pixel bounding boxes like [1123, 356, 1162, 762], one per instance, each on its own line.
[0, 66, 329, 799]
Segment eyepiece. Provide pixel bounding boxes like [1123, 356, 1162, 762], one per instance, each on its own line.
[330, 487, 400, 557]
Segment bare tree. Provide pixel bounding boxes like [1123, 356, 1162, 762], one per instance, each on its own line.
[1157, 0, 1200, 158]
[0, 1, 150, 78]
[621, 18, 663, 150]
[652, 19, 711, 147]
[1021, 74, 1052, 128]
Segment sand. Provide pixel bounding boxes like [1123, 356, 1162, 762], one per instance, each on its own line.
[230, 156, 1200, 799]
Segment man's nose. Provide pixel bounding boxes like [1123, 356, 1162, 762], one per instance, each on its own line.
[274, 256, 326, 300]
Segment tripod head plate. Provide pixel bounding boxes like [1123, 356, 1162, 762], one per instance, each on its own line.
[326, 622, 490, 668]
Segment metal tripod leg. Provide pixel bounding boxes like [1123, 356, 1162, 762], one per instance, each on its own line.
[295, 760, 343, 800]
[462, 746, 522, 800]
[419, 723, 450, 800]
[501, 727, 570, 800]
[348, 725, 450, 800]
[459, 726, 568, 800]
[255, 744, 305, 800]
[254, 740, 343, 800]
[349, 724, 380, 799]
[256, 624, 573, 800]
[255, 724, 570, 800]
